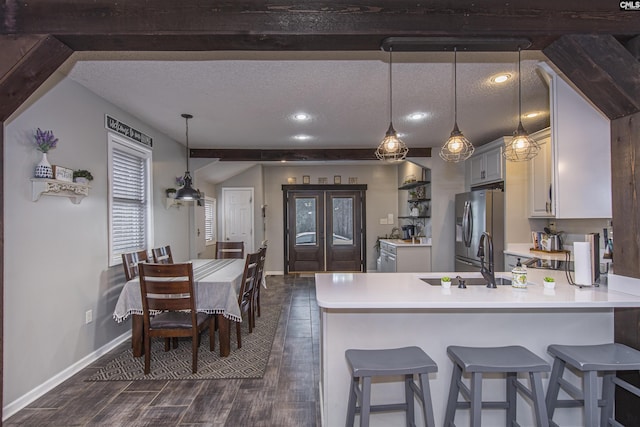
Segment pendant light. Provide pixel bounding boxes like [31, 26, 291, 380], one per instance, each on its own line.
[503, 48, 540, 162]
[376, 47, 409, 162]
[439, 47, 475, 162]
[175, 113, 201, 201]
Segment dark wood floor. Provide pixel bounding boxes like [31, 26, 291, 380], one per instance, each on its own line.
[5, 275, 321, 426]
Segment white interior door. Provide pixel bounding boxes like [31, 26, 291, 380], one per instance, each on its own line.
[222, 188, 254, 253]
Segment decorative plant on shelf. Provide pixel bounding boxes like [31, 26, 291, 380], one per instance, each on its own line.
[33, 128, 59, 179]
[166, 188, 177, 198]
[175, 176, 185, 187]
[34, 128, 58, 153]
[73, 169, 93, 184]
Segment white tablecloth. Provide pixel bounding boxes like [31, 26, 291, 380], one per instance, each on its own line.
[113, 258, 245, 323]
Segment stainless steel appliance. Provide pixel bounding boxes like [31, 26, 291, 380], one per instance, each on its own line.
[455, 190, 505, 272]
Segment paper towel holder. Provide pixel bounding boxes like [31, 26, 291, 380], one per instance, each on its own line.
[565, 234, 600, 288]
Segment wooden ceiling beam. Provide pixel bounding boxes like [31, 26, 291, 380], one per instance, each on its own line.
[0, 35, 73, 122]
[543, 35, 640, 120]
[190, 148, 431, 161]
[2, 1, 639, 51]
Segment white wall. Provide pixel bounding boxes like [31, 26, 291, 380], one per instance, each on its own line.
[410, 157, 466, 272]
[263, 164, 399, 273]
[3, 73, 189, 408]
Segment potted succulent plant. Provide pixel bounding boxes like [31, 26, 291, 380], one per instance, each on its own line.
[73, 169, 93, 185]
[441, 276, 452, 288]
[166, 188, 177, 198]
[543, 276, 556, 289]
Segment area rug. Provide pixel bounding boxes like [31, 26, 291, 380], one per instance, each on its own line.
[88, 303, 282, 381]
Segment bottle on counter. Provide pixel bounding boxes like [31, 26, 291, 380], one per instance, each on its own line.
[511, 257, 528, 288]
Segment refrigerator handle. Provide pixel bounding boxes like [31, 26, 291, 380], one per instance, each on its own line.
[463, 201, 472, 247]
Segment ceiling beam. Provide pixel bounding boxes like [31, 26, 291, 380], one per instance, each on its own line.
[2, 1, 639, 51]
[0, 35, 73, 122]
[543, 35, 640, 120]
[190, 148, 431, 161]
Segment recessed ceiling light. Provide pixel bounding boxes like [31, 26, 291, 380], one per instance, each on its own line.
[523, 111, 541, 119]
[407, 112, 427, 121]
[292, 112, 311, 121]
[293, 134, 311, 141]
[490, 73, 511, 84]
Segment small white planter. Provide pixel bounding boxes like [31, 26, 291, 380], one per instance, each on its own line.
[543, 279, 556, 289]
[74, 177, 89, 185]
[441, 279, 452, 288]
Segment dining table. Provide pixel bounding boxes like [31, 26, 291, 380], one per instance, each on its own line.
[113, 258, 245, 357]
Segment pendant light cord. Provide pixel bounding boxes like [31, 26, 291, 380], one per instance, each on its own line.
[518, 47, 522, 121]
[184, 115, 190, 171]
[454, 47, 458, 124]
[389, 47, 393, 124]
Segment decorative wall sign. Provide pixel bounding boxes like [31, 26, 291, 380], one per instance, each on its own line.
[287, 177, 297, 184]
[303, 175, 310, 184]
[105, 115, 153, 147]
[318, 177, 328, 184]
[334, 175, 342, 184]
[53, 165, 73, 182]
[349, 177, 358, 184]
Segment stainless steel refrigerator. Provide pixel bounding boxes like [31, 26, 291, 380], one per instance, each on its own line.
[455, 189, 505, 272]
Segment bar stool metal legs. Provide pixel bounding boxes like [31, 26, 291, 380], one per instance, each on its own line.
[545, 343, 640, 427]
[444, 345, 550, 427]
[345, 346, 437, 427]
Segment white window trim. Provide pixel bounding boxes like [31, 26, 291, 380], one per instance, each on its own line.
[107, 132, 154, 267]
[205, 196, 216, 246]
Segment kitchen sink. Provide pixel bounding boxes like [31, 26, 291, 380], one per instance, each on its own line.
[421, 277, 512, 286]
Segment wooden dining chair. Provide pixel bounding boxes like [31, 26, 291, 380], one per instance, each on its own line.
[138, 262, 215, 374]
[216, 241, 245, 259]
[121, 249, 149, 281]
[252, 245, 267, 324]
[152, 245, 173, 264]
[236, 251, 260, 349]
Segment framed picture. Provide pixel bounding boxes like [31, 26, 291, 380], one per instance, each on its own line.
[303, 175, 310, 184]
[349, 177, 358, 184]
[334, 175, 342, 184]
[53, 165, 73, 182]
[287, 177, 297, 184]
[318, 177, 328, 184]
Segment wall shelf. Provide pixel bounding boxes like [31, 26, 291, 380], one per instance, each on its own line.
[398, 180, 430, 190]
[31, 178, 90, 204]
[165, 197, 183, 209]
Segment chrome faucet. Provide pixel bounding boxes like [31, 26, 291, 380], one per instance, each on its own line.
[478, 232, 496, 288]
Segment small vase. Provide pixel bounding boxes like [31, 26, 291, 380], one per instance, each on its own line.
[35, 152, 53, 179]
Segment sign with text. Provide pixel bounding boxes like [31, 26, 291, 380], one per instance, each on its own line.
[105, 115, 153, 147]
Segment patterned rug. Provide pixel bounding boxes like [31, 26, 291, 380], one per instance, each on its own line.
[88, 303, 282, 381]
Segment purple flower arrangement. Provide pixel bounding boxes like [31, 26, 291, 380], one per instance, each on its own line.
[176, 175, 185, 187]
[34, 128, 58, 153]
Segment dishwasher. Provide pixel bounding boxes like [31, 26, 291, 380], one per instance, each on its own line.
[379, 241, 397, 272]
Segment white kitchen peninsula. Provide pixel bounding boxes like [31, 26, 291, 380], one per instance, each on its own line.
[316, 269, 640, 427]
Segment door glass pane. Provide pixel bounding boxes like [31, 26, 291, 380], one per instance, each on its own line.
[295, 198, 317, 246]
[332, 197, 354, 245]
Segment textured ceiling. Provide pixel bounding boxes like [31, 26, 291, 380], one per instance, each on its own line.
[59, 50, 552, 181]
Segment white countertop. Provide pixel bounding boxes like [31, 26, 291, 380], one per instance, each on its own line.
[379, 238, 432, 247]
[315, 268, 640, 310]
[504, 243, 572, 261]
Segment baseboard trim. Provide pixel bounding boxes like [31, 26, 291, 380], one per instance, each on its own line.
[2, 332, 131, 421]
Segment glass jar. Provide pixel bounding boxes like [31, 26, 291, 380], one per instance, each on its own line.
[511, 257, 528, 288]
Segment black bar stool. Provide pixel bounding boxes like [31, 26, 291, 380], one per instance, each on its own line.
[545, 343, 640, 427]
[345, 346, 438, 427]
[444, 345, 550, 427]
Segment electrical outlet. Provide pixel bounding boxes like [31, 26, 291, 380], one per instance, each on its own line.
[85, 309, 93, 324]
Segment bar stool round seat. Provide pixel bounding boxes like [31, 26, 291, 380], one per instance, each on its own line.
[545, 343, 640, 427]
[345, 346, 437, 427]
[444, 345, 550, 427]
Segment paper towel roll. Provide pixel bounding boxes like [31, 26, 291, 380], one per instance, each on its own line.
[574, 242, 592, 286]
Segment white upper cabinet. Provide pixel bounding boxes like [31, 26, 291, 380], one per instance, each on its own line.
[535, 63, 612, 219]
[529, 128, 554, 217]
[467, 138, 506, 188]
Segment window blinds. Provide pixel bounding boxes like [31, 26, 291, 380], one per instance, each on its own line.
[204, 198, 215, 243]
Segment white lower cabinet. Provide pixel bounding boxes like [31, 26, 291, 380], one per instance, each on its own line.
[379, 240, 432, 272]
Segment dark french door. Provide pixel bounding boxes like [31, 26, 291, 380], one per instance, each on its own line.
[283, 185, 367, 273]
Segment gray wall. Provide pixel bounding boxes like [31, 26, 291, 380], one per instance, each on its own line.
[4, 73, 189, 408]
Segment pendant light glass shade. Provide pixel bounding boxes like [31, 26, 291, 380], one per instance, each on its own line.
[376, 48, 408, 162]
[504, 49, 540, 162]
[175, 113, 201, 201]
[440, 48, 474, 162]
